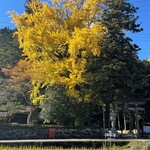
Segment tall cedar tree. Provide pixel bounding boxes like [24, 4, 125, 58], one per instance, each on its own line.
[88, 0, 143, 101]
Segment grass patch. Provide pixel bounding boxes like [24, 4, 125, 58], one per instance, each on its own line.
[101, 141, 150, 150]
[1, 142, 150, 150]
[0, 146, 100, 150]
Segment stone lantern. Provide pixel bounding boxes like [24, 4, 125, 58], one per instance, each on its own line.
[110, 109, 116, 132]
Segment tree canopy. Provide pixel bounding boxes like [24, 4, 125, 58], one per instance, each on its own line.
[0, 27, 22, 68]
[11, 0, 107, 103]
[88, 0, 144, 101]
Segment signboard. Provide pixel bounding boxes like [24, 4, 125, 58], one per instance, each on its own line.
[143, 125, 150, 133]
[105, 130, 116, 138]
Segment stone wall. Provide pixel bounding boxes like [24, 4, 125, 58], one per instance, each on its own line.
[0, 123, 104, 140]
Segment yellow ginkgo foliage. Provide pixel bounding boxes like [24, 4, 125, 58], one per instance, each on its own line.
[11, 0, 107, 103]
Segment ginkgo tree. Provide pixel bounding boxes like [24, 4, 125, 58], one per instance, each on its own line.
[11, 0, 107, 103]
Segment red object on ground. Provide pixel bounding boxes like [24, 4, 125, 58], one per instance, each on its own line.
[49, 128, 56, 138]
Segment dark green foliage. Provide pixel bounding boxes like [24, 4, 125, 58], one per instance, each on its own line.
[40, 85, 102, 126]
[144, 100, 150, 123]
[40, 86, 74, 125]
[132, 60, 150, 98]
[0, 27, 26, 120]
[102, 0, 143, 33]
[0, 27, 22, 68]
[140, 61, 150, 98]
[88, 0, 144, 101]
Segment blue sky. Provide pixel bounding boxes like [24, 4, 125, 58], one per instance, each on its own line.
[0, 0, 150, 60]
[128, 0, 150, 60]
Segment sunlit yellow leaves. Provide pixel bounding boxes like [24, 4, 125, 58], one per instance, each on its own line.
[11, 0, 107, 102]
[26, 0, 42, 13]
[69, 23, 106, 58]
[147, 59, 150, 63]
[31, 83, 45, 104]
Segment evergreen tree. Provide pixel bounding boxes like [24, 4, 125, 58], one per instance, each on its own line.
[133, 60, 150, 98]
[89, 0, 143, 101]
[0, 27, 22, 68]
